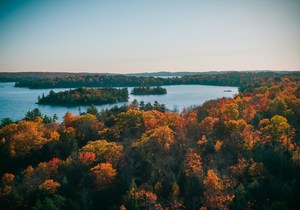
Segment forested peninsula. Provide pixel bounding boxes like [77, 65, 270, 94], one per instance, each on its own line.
[13, 72, 300, 92]
[37, 87, 128, 106]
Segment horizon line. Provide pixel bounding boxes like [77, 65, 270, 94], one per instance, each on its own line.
[1, 69, 300, 74]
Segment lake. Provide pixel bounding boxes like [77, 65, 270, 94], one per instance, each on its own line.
[0, 82, 238, 122]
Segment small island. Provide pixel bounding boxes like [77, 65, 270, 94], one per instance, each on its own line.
[131, 86, 167, 95]
[37, 87, 128, 106]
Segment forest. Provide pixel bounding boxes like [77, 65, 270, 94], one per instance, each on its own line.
[14, 72, 300, 90]
[15, 74, 166, 88]
[131, 86, 167, 95]
[0, 73, 300, 210]
[0, 72, 107, 82]
[0, 71, 225, 83]
[37, 87, 129, 106]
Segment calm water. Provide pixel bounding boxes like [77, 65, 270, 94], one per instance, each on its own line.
[0, 82, 238, 122]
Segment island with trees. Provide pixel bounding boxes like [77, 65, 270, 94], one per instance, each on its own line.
[131, 86, 167, 95]
[37, 87, 129, 106]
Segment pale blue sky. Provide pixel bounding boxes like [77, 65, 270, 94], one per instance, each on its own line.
[0, 0, 300, 73]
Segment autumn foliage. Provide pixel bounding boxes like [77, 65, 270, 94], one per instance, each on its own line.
[0, 72, 300, 209]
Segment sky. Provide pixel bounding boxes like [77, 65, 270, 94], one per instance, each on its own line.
[0, 0, 300, 73]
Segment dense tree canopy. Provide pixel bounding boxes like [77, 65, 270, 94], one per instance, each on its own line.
[0, 73, 300, 209]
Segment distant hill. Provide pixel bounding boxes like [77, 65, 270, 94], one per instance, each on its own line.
[0, 71, 216, 82]
[0, 72, 117, 82]
[126, 70, 300, 77]
[1, 70, 299, 82]
[126, 71, 225, 77]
